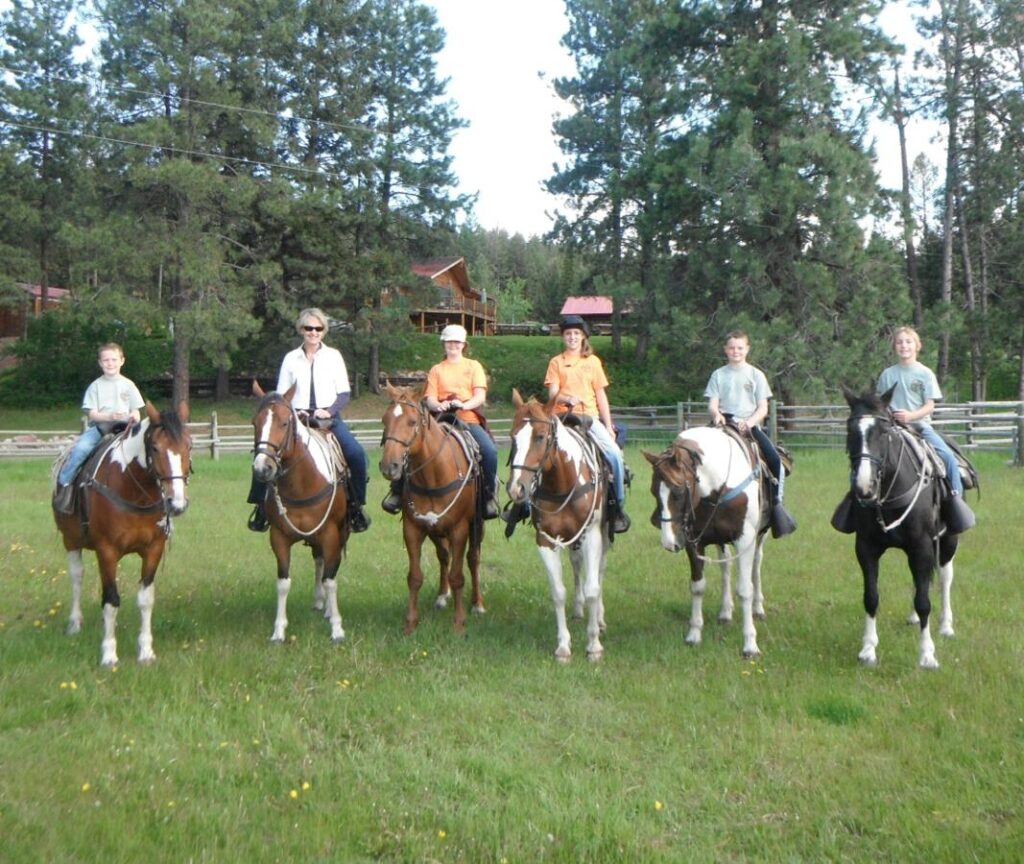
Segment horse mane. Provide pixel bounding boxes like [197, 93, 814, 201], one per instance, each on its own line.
[155, 407, 186, 441]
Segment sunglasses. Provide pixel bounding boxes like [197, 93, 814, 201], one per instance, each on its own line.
[302, 325, 324, 333]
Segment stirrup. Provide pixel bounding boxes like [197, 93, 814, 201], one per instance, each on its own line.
[483, 497, 500, 520]
[611, 509, 631, 534]
[381, 492, 402, 515]
[350, 506, 371, 533]
[247, 505, 269, 533]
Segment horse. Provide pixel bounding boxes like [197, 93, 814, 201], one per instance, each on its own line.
[378, 382, 485, 635]
[53, 402, 192, 666]
[644, 425, 770, 658]
[251, 382, 349, 643]
[506, 390, 610, 662]
[840, 386, 960, 669]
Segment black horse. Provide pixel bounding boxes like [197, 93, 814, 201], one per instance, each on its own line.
[837, 386, 964, 669]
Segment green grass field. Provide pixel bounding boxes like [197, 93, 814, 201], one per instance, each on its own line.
[1, 447, 1022, 862]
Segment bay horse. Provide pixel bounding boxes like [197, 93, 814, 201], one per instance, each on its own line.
[644, 426, 770, 657]
[841, 386, 960, 669]
[378, 382, 485, 635]
[53, 402, 192, 666]
[507, 390, 610, 662]
[251, 383, 349, 643]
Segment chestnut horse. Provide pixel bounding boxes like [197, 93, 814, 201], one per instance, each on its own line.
[506, 390, 610, 662]
[53, 402, 192, 666]
[644, 426, 770, 657]
[251, 383, 349, 643]
[378, 383, 485, 635]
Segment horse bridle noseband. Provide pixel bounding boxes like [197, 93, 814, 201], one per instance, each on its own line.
[145, 423, 193, 486]
[849, 413, 932, 529]
[253, 399, 297, 474]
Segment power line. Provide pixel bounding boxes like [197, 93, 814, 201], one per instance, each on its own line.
[0, 63, 376, 139]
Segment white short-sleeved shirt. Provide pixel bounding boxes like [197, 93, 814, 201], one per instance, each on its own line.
[877, 361, 942, 426]
[276, 344, 350, 411]
[82, 374, 145, 425]
[704, 363, 771, 422]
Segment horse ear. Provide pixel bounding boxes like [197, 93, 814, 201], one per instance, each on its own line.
[512, 388, 524, 408]
[544, 392, 559, 415]
[384, 379, 399, 399]
[643, 450, 660, 466]
[177, 400, 190, 423]
[145, 401, 160, 423]
[283, 383, 297, 403]
[840, 384, 858, 407]
[252, 379, 265, 399]
[879, 384, 897, 407]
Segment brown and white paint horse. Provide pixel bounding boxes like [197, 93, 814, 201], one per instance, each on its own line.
[507, 390, 610, 662]
[54, 402, 192, 666]
[251, 383, 349, 643]
[645, 426, 769, 657]
[378, 383, 486, 636]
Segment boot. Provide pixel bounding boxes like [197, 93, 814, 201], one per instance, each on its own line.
[381, 481, 402, 515]
[53, 483, 75, 515]
[770, 501, 797, 538]
[830, 492, 856, 534]
[483, 495, 499, 520]
[350, 505, 371, 533]
[610, 500, 631, 534]
[247, 503, 269, 532]
[941, 493, 975, 534]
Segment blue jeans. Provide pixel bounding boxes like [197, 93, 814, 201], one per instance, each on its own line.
[751, 425, 785, 504]
[332, 419, 368, 506]
[588, 420, 625, 504]
[466, 423, 498, 499]
[59, 425, 103, 485]
[916, 424, 963, 495]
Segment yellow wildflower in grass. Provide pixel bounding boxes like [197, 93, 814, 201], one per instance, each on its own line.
[289, 789, 299, 800]
[438, 830, 447, 839]
[302, 782, 311, 791]
[655, 800, 664, 811]
[81, 783, 91, 792]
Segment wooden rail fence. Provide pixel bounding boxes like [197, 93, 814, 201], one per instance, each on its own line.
[2, 401, 1022, 465]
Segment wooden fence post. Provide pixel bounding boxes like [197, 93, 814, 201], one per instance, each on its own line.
[210, 411, 219, 460]
[1016, 402, 1024, 467]
[771, 400, 780, 443]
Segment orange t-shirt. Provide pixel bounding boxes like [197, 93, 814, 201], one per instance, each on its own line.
[425, 357, 488, 424]
[544, 353, 609, 418]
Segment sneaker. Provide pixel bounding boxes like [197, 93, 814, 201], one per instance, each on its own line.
[381, 491, 402, 515]
[770, 502, 797, 538]
[53, 483, 75, 514]
[350, 506, 371, 533]
[942, 494, 975, 534]
[247, 505, 269, 532]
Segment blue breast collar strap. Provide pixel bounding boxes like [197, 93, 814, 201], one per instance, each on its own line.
[719, 465, 760, 504]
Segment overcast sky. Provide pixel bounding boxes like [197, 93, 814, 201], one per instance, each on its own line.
[430, 0, 941, 239]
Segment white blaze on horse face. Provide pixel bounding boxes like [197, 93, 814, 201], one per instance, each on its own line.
[507, 424, 535, 500]
[165, 450, 188, 512]
[657, 481, 678, 551]
[253, 411, 276, 474]
[853, 417, 876, 497]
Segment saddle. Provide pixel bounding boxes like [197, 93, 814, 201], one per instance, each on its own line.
[899, 424, 978, 492]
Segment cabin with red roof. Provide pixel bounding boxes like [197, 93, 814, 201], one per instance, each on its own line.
[0, 283, 69, 339]
[559, 295, 619, 335]
[387, 257, 496, 336]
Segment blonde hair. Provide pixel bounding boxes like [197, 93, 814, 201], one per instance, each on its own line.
[296, 307, 329, 334]
[98, 342, 125, 359]
[891, 326, 921, 351]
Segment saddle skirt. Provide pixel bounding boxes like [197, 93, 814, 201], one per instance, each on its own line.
[899, 425, 978, 490]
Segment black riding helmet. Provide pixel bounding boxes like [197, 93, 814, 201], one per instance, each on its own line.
[559, 314, 590, 337]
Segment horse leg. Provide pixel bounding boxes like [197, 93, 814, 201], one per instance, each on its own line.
[467, 533, 485, 616]
[433, 536, 452, 610]
[270, 534, 292, 643]
[96, 544, 121, 667]
[734, 531, 761, 658]
[67, 549, 84, 635]
[319, 542, 345, 643]
[571, 552, 584, 620]
[446, 526, 470, 636]
[596, 541, 608, 633]
[313, 548, 326, 614]
[937, 537, 957, 638]
[539, 545, 571, 661]
[751, 534, 767, 620]
[718, 545, 734, 623]
[684, 546, 706, 646]
[855, 539, 881, 666]
[908, 542, 938, 669]
[136, 539, 166, 664]
[580, 527, 605, 662]
[403, 523, 426, 634]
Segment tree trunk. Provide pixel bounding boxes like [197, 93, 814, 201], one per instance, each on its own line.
[893, 68, 923, 328]
[955, 193, 982, 400]
[215, 366, 230, 401]
[368, 342, 380, 394]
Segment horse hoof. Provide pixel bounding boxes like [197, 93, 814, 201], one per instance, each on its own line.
[554, 647, 571, 663]
[471, 605, 486, 616]
[858, 653, 878, 667]
[685, 631, 702, 646]
[753, 611, 766, 621]
[434, 597, 450, 610]
[919, 656, 940, 670]
[939, 624, 955, 638]
[138, 653, 157, 666]
[66, 621, 82, 636]
[269, 635, 286, 644]
[587, 650, 604, 663]
[741, 648, 761, 660]
[718, 614, 732, 624]
[331, 635, 345, 645]
[906, 613, 920, 626]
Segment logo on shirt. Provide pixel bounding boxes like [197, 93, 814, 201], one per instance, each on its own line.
[910, 380, 925, 399]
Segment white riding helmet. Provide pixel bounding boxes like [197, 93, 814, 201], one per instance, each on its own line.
[440, 324, 468, 343]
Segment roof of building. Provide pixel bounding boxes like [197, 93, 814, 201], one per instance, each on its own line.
[560, 296, 613, 316]
[17, 283, 69, 300]
[409, 256, 480, 299]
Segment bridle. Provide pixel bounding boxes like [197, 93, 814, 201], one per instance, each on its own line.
[145, 421, 193, 488]
[381, 399, 456, 479]
[253, 397, 297, 475]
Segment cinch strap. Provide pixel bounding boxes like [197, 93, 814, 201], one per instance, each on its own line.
[719, 466, 760, 504]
